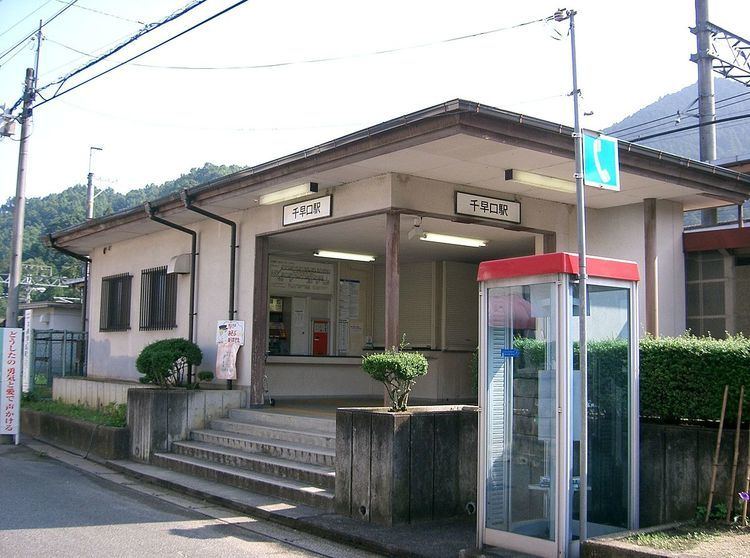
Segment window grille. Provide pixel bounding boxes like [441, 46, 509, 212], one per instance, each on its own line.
[139, 266, 177, 330]
[100, 273, 132, 332]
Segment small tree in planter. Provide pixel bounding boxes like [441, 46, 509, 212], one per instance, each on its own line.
[136, 338, 202, 388]
[362, 336, 428, 411]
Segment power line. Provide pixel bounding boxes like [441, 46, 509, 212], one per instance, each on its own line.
[51, 0, 145, 26]
[113, 14, 551, 71]
[628, 112, 750, 142]
[33, 0, 250, 110]
[35, 0, 209, 100]
[0, 0, 76, 63]
[609, 89, 750, 136]
[0, 0, 54, 40]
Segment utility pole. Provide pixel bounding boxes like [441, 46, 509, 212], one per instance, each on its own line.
[87, 146, 103, 219]
[555, 7, 589, 546]
[5, 68, 35, 328]
[5, 22, 41, 327]
[694, 0, 717, 163]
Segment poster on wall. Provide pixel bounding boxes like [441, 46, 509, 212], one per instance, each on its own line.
[216, 320, 245, 344]
[1, 328, 22, 444]
[215, 342, 241, 380]
[269, 257, 334, 295]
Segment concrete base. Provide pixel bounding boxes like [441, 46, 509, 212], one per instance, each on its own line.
[53, 376, 151, 407]
[127, 388, 246, 463]
[20, 409, 129, 459]
[336, 405, 478, 526]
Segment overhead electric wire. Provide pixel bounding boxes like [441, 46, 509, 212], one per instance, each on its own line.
[32, 0, 250, 110]
[0, 0, 76, 63]
[51, 0, 145, 25]
[627, 112, 750, 142]
[125, 14, 551, 70]
[609, 89, 750, 136]
[35, 0, 209, 98]
[0, 0, 54, 40]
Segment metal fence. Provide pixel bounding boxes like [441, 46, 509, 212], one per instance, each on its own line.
[31, 330, 86, 394]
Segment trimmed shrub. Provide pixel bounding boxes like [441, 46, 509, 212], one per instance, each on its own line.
[640, 334, 750, 423]
[362, 338, 428, 411]
[136, 338, 203, 388]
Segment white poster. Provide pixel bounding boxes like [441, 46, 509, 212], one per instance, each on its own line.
[216, 320, 245, 345]
[215, 342, 241, 380]
[269, 257, 334, 295]
[1, 328, 22, 443]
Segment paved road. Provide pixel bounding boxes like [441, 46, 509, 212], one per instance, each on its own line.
[0, 443, 378, 558]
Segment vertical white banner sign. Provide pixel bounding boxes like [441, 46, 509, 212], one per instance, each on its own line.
[1, 328, 22, 444]
[22, 310, 32, 393]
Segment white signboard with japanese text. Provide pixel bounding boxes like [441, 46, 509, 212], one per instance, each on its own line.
[455, 191, 521, 224]
[1, 328, 22, 443]
[283, 195, 332, 226]
[216, 320, 245, 345]
[269, 257, 334, 295]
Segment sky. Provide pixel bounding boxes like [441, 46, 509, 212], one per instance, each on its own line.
[0, 0, 749, 201]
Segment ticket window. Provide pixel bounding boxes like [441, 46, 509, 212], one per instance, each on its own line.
[269, 295, 331, 356]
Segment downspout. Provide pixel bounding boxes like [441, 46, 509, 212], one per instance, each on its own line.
[144, 202, 197, 384]
[47, 234, 91, 372]
[180, 189, 237, 390]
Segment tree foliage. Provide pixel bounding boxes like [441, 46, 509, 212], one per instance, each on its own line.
[136, 338, 203, 388]
[361, 336, 428, 411]
[0, 162, 243, 308]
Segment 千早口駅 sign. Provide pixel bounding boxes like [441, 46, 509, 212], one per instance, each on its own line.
[455, 192, 521, 224]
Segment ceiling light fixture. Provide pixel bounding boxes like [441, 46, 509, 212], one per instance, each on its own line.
[314, 250, 376, 262]
[258, 182, 318, 205]
[419, 232, 488, 248]
[505, 169, 576, 193]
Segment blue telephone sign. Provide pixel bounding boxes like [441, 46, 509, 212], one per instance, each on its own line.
[582, 131, 620, 191]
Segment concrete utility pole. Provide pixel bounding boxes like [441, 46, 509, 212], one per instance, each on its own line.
[694, 0, 717, 163]
[86, 146, 103, 219]
[5, 68, 35, 328]
[6, 23, 41, 327]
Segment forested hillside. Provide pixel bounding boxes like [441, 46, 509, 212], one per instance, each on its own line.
[0, 162, 243, 307]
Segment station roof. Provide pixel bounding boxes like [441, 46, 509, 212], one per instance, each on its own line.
[49, 99, 750, 255]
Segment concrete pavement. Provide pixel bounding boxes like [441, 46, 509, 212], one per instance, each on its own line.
[0, 441, 380, 558]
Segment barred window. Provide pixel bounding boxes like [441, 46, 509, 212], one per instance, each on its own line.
[139, 266, 177, 330]
[100, 273, 132, 332]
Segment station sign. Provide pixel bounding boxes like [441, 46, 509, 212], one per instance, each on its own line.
[455, 191, 521, 224]
[582, 131, 620, 191]
[283, 195, 332, 226]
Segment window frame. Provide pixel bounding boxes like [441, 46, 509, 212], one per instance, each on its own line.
[100, 273, 132, 332]
[139, 266, 177, 331]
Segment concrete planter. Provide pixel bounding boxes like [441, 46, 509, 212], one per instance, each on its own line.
[21, 409, 129, 460]
[336, 405, 478, 526]
[127, 388, 246, 463]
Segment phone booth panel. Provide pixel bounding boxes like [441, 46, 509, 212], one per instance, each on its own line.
[477, 253, 639, 558]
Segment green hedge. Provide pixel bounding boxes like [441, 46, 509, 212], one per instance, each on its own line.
[640, 334, 750, 423]
[507, 334, 750, 423]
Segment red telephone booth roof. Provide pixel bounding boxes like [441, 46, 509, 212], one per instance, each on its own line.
[477, 252, 640, 282]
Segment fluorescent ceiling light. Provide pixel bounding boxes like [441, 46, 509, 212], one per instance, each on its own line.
[505, 169, 575, 193]
[314, 250, 376, 262]
[419, 232, 488, 248]
[259, 182, 318, 205]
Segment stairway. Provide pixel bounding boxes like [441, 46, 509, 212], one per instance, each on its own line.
[151, 408, 336, 510]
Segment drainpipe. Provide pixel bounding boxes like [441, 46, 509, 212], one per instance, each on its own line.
[46, 234, 90, 372]
[181, 189, 237, 391]
[144, 202, 197, 384]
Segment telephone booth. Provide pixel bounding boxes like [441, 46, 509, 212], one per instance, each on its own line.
[476, 253, 640, 558]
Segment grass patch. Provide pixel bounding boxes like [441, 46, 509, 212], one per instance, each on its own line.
[627, 523, 732, 551]
[22, 399, 127, 428]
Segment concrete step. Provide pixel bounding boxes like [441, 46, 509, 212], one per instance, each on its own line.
[152, 452, 334, 511]
[191, 429, 335, 467]
[210, 418, 335, 450]
[172, 440, 335, 490]
[228, 408, 336, 436]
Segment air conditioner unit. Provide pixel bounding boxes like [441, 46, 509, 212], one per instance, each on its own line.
[167, 253, 191, 274]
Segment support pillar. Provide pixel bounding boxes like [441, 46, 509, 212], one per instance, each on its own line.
[384, 212, 400, 405]
[250, 236, 269, 406]
[644, 198, 658, 336]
